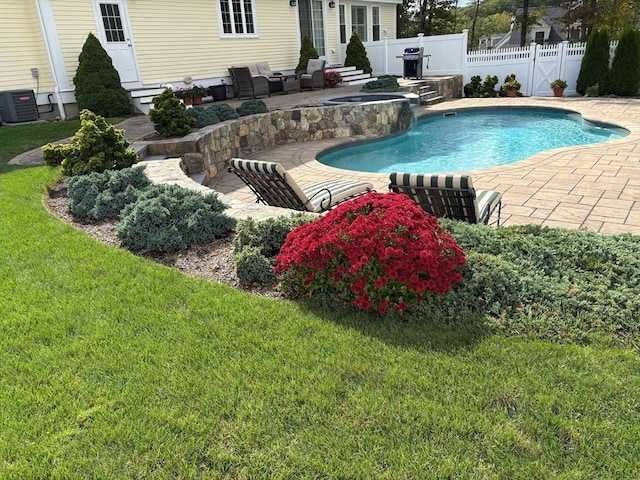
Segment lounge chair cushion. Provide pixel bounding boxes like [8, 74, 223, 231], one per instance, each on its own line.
[229, 158, 373, 212]
[256, 62, 275, 77]
[388, 173, 502, 225]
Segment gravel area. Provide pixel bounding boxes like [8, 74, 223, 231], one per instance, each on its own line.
[46, 180, 281, 298]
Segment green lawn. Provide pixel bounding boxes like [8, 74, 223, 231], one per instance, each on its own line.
[1, 129, 639, 478]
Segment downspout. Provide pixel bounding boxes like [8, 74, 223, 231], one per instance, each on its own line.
[35, 0, 67, 119]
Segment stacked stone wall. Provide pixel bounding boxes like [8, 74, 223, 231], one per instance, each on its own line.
[140, 100, 413, 180]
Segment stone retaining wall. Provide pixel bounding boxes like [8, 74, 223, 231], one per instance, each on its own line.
[140, 99, 414, 181]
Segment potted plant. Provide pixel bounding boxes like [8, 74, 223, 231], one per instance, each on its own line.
[175, 87, 192, 105]
[188, 85, 207, 105]
[550, 79, 568, 97]
[324, 70, 342, 88]
[502, 74, 521, 97]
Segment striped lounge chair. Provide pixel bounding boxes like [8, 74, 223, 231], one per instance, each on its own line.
[229, 158, 373, 213]
[388, 173, 502, 225]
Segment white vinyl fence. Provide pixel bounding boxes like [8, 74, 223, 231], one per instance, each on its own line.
[364, 30, 619, 97]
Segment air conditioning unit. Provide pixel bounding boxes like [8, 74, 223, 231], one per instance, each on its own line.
[0, 90, 38, 123]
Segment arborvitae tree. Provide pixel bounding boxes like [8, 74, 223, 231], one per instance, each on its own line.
[608, 28, 640, 96]
[344, 31, 372, 74]
[576, 28, 611, 95]
[73, 32, 131, 117]
[295, 35, 319, 72]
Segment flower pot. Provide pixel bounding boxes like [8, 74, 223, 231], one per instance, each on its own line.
[192, 96, 203, 105]
[183, 97, 193, 106]
[506, 88, 518, 97]
[553, 86, 565, 97]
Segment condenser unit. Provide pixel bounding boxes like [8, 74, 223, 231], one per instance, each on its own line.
[0, 90, 38, 123]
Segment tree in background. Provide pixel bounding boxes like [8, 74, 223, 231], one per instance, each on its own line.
[607, 27, 640, 96]
[345, 31, 373, 74]
[417, 0, 458, 35]
[73, 32, 130, 117]
[576, 27, 611, 95]
[295, 36, 319, 73]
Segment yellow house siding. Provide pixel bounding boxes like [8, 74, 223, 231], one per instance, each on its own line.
[52, 2, 100, 88]
[0, 0, 52, 93]
[127, 1, 300, 85]
[380, 4, 397, 39]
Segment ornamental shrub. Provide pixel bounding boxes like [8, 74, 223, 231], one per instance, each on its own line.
[117, 184, 236, 253]
[67, 166, 150, 220]
[149, 88, 196, 138]
[275, 192, 466, 314]
[361, 76, 400, 92]
[345, 31, 373, 75]
[608, 27, 640, 96]
[234, 246, 277, 286]
[464, 75, 499, 97]
[296, 35, 319, 73]
[42, 110, 138, 176]
[577, 28, 611, 95]
[208, 103, 240, 122]
[186, 106, 221, 128]
[416, 220, 640, 346]
[234, 214, 315, 258]
[236, 100, 268, 117]
[73, 32, 131, 117]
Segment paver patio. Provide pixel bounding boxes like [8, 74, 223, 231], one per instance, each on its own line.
[209, 95, 640, 235]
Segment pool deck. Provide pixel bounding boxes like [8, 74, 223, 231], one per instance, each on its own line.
[209, 95, 640, 235]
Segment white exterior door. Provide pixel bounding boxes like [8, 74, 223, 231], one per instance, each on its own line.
[93, 0, 138, 83]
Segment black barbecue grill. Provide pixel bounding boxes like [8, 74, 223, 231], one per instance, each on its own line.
[397, 47, 430, 79]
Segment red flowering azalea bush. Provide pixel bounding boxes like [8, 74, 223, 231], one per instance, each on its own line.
[274, 192, 466, 314]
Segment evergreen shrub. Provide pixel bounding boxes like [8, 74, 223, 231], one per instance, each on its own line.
[67, 166, 150, 220]
[236, 100, 268, 117]
[361, 76, 399, 92]
[234, 246, 277, 286]
[186, 106, 221, 128]
[275, 193, 466, 314]
[42, 109, 138, 176]
[608, 27, 640, 96]
[464, 75, 499, 97]
[149, 88, 196, 138]
[577, 28, 611, 95]
[344, 31, 373, 74]
[73, 32, 131, 117]
[296, 35, 320, 72]
[417, 220, 640, 345]
[208, 103, 240, 122]
[117, 184, 235, 253]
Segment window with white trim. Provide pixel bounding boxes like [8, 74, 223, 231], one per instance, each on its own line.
[351, 5, 367, 42]
[339, 5, 346, 43]
[219, 0, 255, 35]
[372, 7, 380, 41]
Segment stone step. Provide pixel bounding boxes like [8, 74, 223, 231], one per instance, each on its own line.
[341, 77, 378, 86]
[421, 95, 445, 106]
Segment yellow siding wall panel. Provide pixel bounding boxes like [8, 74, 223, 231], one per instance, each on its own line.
[52, 2, 100, 87]
[0, 0, 53, 92]
[127, 1, 300, 84]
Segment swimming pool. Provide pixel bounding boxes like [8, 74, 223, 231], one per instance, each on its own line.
[318, 107, 628, 174]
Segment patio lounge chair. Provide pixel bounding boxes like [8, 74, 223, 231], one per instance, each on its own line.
[299, 58, 326, 91]
[389, 173, 502, 225]
[229, 158, 373, 212]
[229, 67, 271, 99]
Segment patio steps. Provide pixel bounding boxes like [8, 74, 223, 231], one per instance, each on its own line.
[327, 65, 377, 87]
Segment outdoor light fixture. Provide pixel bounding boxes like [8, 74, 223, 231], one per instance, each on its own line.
[328, 1, 335, 7]
[289, 0, 296, 5]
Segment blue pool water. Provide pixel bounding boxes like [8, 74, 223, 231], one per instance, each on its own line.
[318, 108, 628, 173]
